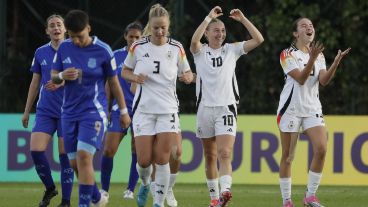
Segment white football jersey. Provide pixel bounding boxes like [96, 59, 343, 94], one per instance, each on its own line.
[277, 45, 326, 117]
[193, 42, 245, 107]
[124, 37, 190, 114]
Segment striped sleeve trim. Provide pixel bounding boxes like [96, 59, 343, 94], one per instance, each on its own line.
[168, 38, 186, 59]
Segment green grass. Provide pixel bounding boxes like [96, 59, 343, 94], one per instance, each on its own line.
[0, 183, 366, 207]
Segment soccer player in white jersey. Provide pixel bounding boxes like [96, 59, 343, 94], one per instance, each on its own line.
[277, 17, 350, 207]
[22, 14, 74, 207]
[122, 4, 193, 207]
[190, 6, 264, 207]
[51, 10, 131, 207]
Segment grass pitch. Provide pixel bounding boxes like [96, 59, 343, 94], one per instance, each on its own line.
[0, 183, 366, 207]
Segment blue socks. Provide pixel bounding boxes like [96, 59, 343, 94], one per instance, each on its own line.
[59, 154, 74, 201]
[31, 151, 55, 190]
[79, 184, 93, 206]
[101, 156, 113, 192]
[91, 183, 101, 203]
[127, 153, 139, 192]
[101, 153, 138, 193]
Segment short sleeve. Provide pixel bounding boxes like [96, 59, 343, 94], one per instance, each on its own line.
[280, 50, 299, 74]
[316, 53, 326, 70]
[103, 47, 117, 77]
[30, 50, 41, 74]
[177, 44, 191, 74]
[52, 50, 63, 72]
[229, 41, 246, 59]
[124, 43, 138, 71]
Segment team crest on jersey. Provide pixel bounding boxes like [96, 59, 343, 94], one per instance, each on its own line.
[88, 58, 97, 69]
[167, 50, 172, 59]
[288, 121, 294, 129]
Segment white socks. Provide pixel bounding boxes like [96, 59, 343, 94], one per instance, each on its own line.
[168, 173, 178, 190]
[279, 177, 291, 204]
[219, 175, 232, 193]
[206, 178, 219, 200]
[154, 163, 170, 206]
[306, 170, 322, 197]
[136, 163, 152, 186]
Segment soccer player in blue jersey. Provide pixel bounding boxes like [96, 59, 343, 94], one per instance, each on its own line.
[100, 21, 143, 199]
[22, 14, 74, 207]
[51, 10, 131, 207]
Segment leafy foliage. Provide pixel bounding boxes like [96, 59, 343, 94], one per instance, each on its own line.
[2, 0, 367, 114]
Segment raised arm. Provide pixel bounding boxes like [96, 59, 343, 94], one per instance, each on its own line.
[319, 48, 351, 86]
[229, 9, 264, 53]
[190, 6, 223, 54]
[288, 41, 325, 85]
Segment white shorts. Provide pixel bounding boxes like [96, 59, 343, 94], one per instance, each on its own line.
[133, 111, 180, 137]
[196, 104, 237, 138]
[278, 113, 325, 132]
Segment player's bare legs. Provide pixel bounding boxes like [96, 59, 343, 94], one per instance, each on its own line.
[279, 132, 298, 207]
[152, 132, 175, 206]
[202, 137, 220, 206]
[216, 135, 234, 207]
[135, 135, 154, 207]
[303, 126, 327, 207]
[166, 133, 182, 207]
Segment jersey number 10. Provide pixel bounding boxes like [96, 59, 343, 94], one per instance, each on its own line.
[211, 57, 223, 67]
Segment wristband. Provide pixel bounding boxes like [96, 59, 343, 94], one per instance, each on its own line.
[120, 108, 128, 115]
[58, 72, 64, 80]
[204, 16, 212, 23]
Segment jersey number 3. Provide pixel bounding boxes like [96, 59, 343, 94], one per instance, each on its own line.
[153, 61, 160, 74]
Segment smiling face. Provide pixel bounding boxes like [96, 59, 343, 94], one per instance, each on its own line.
[293, 18, 315, 45]
[46, 17, 66, 42]
[205, 21, 226, 49]
[149, 16, 169, 45]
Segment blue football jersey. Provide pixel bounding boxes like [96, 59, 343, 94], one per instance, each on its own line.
[111, 47, 134, 116]
[30, 42, 63, 118]
[52, 37, 117, 120]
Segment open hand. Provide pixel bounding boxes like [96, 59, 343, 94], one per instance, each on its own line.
[307, 41, 325, 60]
[334, 48, 351, 63]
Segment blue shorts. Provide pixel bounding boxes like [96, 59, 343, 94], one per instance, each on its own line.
[62, 115, 106, 156]
[107, 114, 131, 134]
[32, 114, 62, 137]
